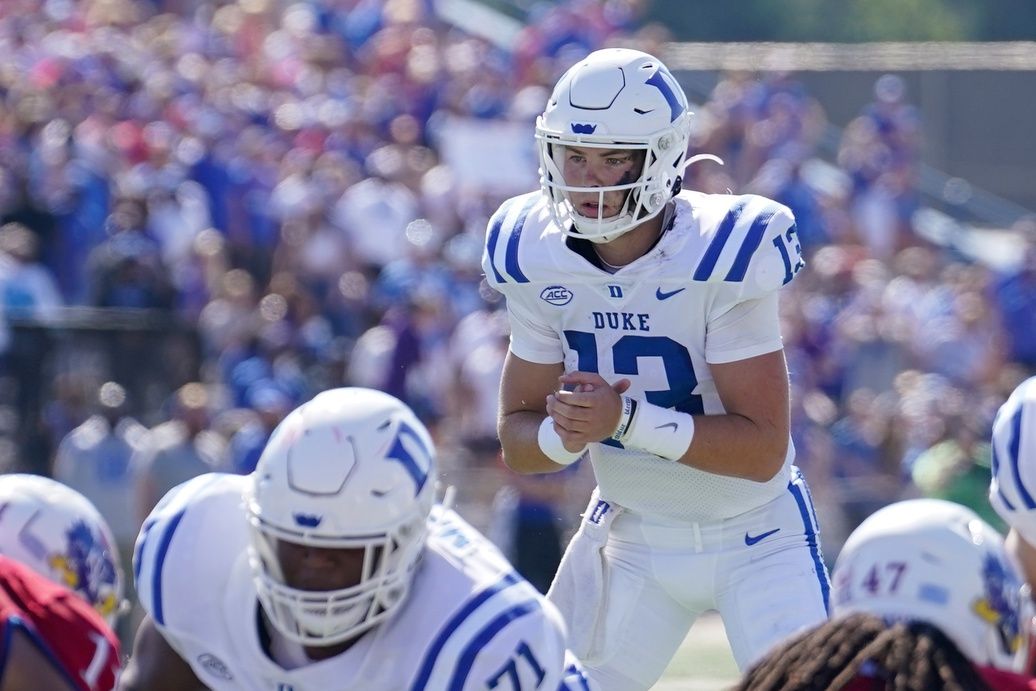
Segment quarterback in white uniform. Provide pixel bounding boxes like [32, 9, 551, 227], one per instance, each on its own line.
[484, 48, 829, 689]
[120, 387, 592, 691]
[990, 376, 1036, 590]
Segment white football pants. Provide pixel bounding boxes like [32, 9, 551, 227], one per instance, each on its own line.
[547, 467, 830, 691]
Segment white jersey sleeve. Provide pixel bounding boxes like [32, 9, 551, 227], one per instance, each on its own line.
[689, 193, 803, 301]
[482, 193, 565, 365]
[990, 376, 1036, 543]
[132, 473, 250, 659]
[692, 194, 801, 364]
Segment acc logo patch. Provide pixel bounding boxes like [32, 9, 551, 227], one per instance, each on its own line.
[540, 286, 573, 306]
[198, 653, 234, 680]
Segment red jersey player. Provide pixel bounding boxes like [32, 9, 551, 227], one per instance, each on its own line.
[0, 475, 125, 690]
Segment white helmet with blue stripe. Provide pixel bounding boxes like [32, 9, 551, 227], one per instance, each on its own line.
[832, 498, 1032, 672]
[535, 48, 692, 243]
[990, 376, 1036, 543]
[246, 387, 436, 646]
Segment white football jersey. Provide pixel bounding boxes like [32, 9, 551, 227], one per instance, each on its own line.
[483, 190, 805, 521]
[991, 376, 1036, 543]
[133, 473, 587, 691]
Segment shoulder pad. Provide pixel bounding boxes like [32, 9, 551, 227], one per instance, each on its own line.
[991, 377, 1036, 538]
[690, 194, 804, 294]
[133, 474, 248, 630]
[482, 192, 552, 288]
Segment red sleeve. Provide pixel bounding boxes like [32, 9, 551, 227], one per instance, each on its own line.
[0, 557, 121, 691]
[978, 665, 1036, 690]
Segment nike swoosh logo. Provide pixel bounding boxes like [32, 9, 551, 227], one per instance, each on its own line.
[744, 528, 781, 546]
[656, 287, 686, 300]
[655, 422, 678, 432]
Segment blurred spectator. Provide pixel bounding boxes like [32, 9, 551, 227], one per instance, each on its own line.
[227, 382, 291, 475]
[911, 413, 1002, 531]
[991, 220, 1036, 370]
[133, 382, 227, 523]
[52, 380, 147, 645]
[488, 467, 572, 595]
[0, 222, 63, 321]
[53, 381, 147, 551]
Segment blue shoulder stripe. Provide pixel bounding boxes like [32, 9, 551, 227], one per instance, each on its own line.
[1006, 407, 1036, 509]
[446, 599, 542, 691]
[149, 508, 187, 626]
[485, 199, 515, 284]
[411, 571, 523, 691]
[693, 197, 749, 281]
[991, 442, 1017, 511]
[503, 196, 538, 284]
[724, 206, 780, 282]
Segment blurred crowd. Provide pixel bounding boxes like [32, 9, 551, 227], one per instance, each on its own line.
[0, 0, 1034, 616]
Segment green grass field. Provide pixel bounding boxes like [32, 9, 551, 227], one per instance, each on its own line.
[655, 612, 740, 690]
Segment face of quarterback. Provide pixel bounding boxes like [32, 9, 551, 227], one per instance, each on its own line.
[276, 540, 368, 592]
[560, 146, 645, 220]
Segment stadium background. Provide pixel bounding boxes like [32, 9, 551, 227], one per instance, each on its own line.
[2, 0, 1034, 687]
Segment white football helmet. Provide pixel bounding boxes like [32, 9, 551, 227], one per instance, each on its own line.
[246, 387, 436, 646]
[0, 474, 125, 626]
[832, 498, 1032, 672]
[536, 48, 692, 243]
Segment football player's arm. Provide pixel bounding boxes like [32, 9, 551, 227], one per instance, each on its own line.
[117, 616, 205, 691]
[498, 350, 572, 474]
[681, 348, 790, 482]
[1006, 529, 1036, 593]
[0, 627, 75, 691]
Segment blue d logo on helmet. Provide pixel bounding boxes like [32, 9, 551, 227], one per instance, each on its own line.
[384, 419, 433, 496]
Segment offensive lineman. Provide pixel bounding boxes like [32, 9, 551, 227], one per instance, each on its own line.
[484, 48, 829, 690]
[119, 387, 592, 690]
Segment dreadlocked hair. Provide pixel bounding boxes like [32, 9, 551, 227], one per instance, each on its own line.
[735, 613, 991, 691]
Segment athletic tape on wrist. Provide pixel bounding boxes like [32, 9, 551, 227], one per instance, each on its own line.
[621, 398, 695, 461]
[537, 417, 586, 466]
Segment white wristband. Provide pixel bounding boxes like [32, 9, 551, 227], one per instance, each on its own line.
[621, 398, 695, 461]
[537, 417, 586, 466]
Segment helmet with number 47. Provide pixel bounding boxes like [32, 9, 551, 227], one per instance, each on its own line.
[832, 498, 1033, 673]
[246, 387, 437, 646]
[0, 474, 125, 626]
[536, 48, 693, 244]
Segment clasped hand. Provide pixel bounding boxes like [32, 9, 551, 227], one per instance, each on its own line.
[545, 371, 631, 453]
